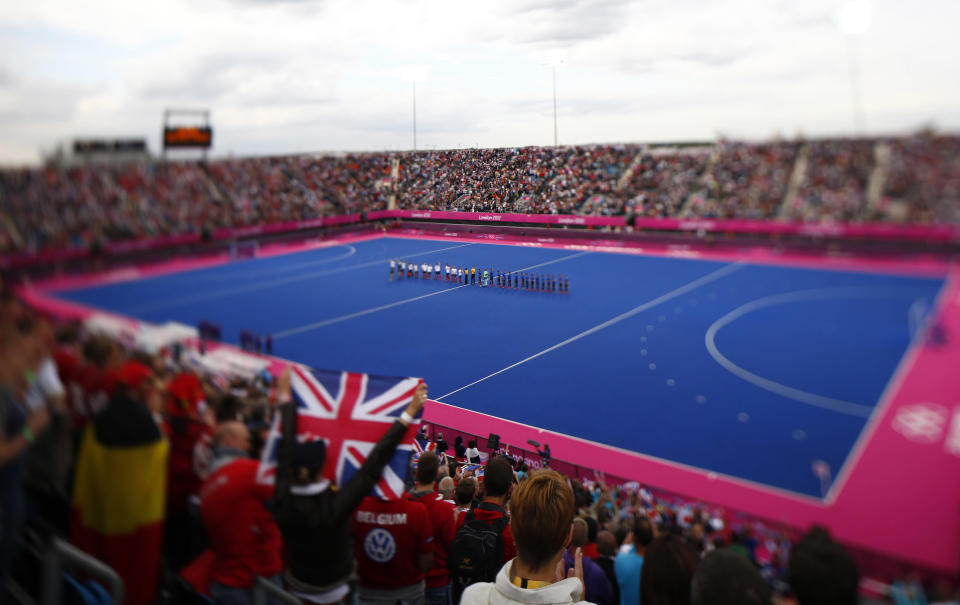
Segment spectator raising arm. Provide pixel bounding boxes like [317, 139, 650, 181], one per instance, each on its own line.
[272, 371, 428, 604]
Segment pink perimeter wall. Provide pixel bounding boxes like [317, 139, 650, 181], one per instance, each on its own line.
[5, 208, 958, 270]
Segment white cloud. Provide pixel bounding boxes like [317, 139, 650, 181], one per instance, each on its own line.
[0, 0, 958, 163]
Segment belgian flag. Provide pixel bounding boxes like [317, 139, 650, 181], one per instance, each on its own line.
[71, 392, 168, 605]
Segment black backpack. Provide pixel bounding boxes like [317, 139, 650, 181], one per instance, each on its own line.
[448, 503, 509, 597]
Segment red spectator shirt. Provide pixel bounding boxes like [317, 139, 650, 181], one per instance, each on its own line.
[74, 363, 111, 425]
[54, 347, 86, 430]
[166, 372, 213, 514]
[53, 347, 79, 385]
[199, 456, 283, 588]
[407, 490, 457, 587]
[352, 496, 433, 590]
[456, 503, 517, 563]
[582, 542, 599, 559]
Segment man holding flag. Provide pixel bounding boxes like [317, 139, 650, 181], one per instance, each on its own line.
[268, 367, 429, 605]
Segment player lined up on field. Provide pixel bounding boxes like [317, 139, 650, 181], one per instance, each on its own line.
[389, 259, 570, 293]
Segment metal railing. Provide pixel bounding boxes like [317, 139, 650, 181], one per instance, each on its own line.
[253, 576, 301, 605]
[41, 537, 124, 605]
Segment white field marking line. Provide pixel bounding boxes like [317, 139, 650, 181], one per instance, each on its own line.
[389, 231, 951, 279]
[274, 285, 472, 338]
[434, 261, 745, 402]
[907, 298, 927, 340]
[824, 271, 955, 505]
[499, 250, 591, 275]
[704, 286, 933, 418]
[124, 242, 476, 314]
[273, 250, 592, 339]
[189, 245, 359, 282]
[41, 235, 378, 295]
[432, 398, 826, 505]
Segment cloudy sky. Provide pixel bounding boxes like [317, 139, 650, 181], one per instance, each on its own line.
[0, 0, 958, 164]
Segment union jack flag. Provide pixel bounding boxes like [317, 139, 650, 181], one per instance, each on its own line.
[411, 436, 437, 471]
[412, 437, 437, 455]
[257, 365, 422, 500]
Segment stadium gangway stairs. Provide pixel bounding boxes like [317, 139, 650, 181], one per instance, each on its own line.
[41, 537, 124, 605]
[253, 576, 301, 605]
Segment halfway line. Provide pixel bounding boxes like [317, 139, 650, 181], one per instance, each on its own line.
[274, 250, 592, 339]
[434, 261, 744, 401]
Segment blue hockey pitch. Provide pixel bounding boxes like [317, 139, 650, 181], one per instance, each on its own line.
[56, 236, 945, 498]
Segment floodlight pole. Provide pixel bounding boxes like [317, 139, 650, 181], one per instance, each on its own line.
[552, 66, 558, 147]
[413, 81, 417, 152]
[845, 35, 866, 136]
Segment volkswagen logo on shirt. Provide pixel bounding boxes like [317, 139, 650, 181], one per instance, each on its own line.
[364, 528, 396, 563]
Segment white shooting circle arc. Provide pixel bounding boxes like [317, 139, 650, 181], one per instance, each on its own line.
[178, 244, 360, 284]
[705, 286, 930, 418]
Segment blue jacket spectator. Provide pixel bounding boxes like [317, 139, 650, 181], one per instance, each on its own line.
[614, 515, 653, 605]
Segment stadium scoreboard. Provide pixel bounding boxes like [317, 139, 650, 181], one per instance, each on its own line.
[73, 138, 147, 155]
[163, 126, 213, 149]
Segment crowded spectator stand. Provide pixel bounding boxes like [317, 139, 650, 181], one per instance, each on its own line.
[3, 134, 960, 266]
